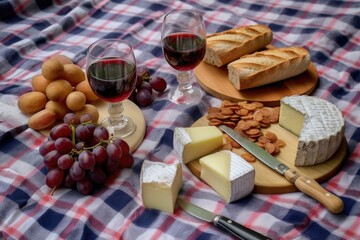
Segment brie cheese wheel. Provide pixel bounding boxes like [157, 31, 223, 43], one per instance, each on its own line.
[140, 160, 182, 213]
[199, 150, 255, 203]
[279, 95, 345, 166]
[173, 126, 223, 164]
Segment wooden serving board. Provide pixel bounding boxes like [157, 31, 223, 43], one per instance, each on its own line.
[188, 116, 348, 194]
[194, 60, 318, 107]
[97, 99, 146, 153]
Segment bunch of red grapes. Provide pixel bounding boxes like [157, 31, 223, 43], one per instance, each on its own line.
[40, 113, 134, 195]
[130, 66, 167, 107]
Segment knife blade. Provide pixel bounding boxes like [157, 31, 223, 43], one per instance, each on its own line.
[219, 125, 344, 214]
[177, 198, 271, 240]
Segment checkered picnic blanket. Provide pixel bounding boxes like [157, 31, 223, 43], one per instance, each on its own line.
[1, 0, 359, 239]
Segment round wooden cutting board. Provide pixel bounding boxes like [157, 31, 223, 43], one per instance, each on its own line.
[96, 100, 146, 152]
[194, 60, 318, 106]
[187, 116, 348, 194]
[41, 99, 146, 153]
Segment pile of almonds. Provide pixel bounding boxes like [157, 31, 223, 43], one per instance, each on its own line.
[207, 100, 286, 162]
[18, 55, 100, 130]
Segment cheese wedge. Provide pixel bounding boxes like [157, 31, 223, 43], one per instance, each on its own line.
[200, 150, 255, 203]
[279, 95, 345, 166]
[173, 126, 223, 163]
[140, 160, 182, 213]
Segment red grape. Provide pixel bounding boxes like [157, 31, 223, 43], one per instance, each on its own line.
[57, 154, 73, 170]
[119, 152, 134, 169]
[139, 81, 153, 94]
[46, 168, 64, 188]
[77, 176, 93, 195]
[87, 124, 97, 146]
[93, 126, 109, 143]
[136, 88, 152, 107]
[113, 138, 130, 154]
[89, 167, 106, 185]
[75, 142, 86, 151]
[69, 161, 85, 181]
[64, 174, 76, 189]
[75, 125, 91, 142]
[86, 123, 96, 135]
[106, 158, 119, 174]
[78, 150, 96, 170]
[137, 65, 151, 83]
[80, 113, 93, 123]
[44, 150, 61, 170]
[39, 140, 55, 157]
[93, 145, 108, 166]
[55, 137, 74, 154]
[150, 76, 167, 92]
[50, 123, 71, 140]
[63, 113, 80, 125]
[107, 143, 123, 160]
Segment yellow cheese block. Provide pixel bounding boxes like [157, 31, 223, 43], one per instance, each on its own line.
[173, 126, 223, 163]
[140, 160, 182, 213]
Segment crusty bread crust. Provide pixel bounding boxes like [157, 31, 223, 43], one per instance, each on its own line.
[204, 25, 273, 67]
[227, 46, 310, 90]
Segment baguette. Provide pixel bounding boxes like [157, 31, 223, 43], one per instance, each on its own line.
[227, 46, 310, 90]
[204, 25, 273, 67]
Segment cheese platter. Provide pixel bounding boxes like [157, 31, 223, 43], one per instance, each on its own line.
[187, 116, 347, 194]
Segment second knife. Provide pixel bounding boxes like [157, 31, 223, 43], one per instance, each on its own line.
[177, 197, 271, 240]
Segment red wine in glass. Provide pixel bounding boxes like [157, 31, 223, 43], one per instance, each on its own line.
[162, 33, 206, 71]
[87, 58, 136, 103]
[86, 39, 137, 138]
[161, 10, 206, 105]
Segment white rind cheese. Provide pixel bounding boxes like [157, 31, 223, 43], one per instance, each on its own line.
[199, 150, 255, 203]
[140, 160, 182, 213]
[279, 95, 345, 166]
[173, 126, 223, 163]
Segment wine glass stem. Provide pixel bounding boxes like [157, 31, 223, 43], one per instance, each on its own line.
[108, 102, 127, 127]
[177, 71, 193, 92]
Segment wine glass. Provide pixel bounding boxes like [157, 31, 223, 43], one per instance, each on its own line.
[161, 10, 206, 105]
[86, 39, 137, 138]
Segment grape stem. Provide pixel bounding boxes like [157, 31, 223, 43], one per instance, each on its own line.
[70, 125, 76, 144]
[68, 135, 117, 160]
[50, 186, 56, 196]
[70, 121, 95, 145]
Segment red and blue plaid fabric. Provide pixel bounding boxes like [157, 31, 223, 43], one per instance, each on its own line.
[1, 0, 359, 239]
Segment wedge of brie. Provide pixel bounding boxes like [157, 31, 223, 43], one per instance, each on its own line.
[279, 95, 345, 166]
[200, 150, 255, 203]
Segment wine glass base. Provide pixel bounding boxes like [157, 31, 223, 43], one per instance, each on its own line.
[169, 85, 203, 105]
[101, 116, 136, 138]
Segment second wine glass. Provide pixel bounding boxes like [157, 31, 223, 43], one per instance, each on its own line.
[86, 39, 137, 138]
[161, 10, 206, 105]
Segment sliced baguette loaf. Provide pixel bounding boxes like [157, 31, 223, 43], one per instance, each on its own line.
[204, 25, 273, 67]
[227, 46, 310, 90]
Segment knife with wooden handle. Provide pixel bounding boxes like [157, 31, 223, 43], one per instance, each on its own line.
[220, 125, 344, 214]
